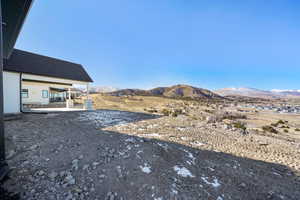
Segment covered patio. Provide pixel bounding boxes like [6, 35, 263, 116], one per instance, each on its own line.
[49, 87, 68, 103]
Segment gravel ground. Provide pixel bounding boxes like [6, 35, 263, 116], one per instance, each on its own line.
[2, 110, 300, 200]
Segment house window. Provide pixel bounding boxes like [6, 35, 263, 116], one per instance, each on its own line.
[42, 90, 49, 98]
[21, 89, 29, 98]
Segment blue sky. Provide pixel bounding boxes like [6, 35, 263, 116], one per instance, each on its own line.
[16, 0, 300, 90]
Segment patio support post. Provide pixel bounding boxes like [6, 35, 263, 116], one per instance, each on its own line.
[68, 88, 71, 100]
[0, 1, 9, 180]
[86, 83, 90, 100]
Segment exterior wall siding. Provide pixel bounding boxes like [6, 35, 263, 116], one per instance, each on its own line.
[3, 71, 20, 113]
[22, 83, 50, 105]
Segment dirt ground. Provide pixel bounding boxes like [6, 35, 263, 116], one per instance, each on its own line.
[2, 109, 300, 200]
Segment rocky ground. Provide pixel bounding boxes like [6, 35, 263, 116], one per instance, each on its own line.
[2, 109, 300, 200]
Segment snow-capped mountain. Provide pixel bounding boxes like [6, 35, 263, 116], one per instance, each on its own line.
[215, 88, 280, 99]
[83, 86, 119, 93]
[215, 87, 300, 99]
[271, 89, 300, 97]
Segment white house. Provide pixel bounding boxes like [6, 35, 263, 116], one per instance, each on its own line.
[3, 49, 93, 114]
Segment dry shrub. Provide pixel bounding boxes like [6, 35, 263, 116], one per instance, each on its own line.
[233, 121, 247, 131]
[161, 109, 171, 116]
[208, 112, 247, 123]
[262, 125, 278, 134]
[271, 120, 285, 127]
[172, 109, 183, 117]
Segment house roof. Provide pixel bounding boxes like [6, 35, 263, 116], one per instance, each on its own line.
[4, 49, 93, 82]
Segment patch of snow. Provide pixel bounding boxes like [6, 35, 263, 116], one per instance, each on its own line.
[171, 183, 178, 194]
[157, 142, 168, 150]
[182, 149, 196, 165]
[208, 167, 215, 172]
[187, 152, 195, 164]
[147, 124, 158, 129]
[201, 176, 221, 188]
[217, 196, 224, 200]
[77, 110, 137, 128]
[177, 127, 186, 131]
[173, 166, 195, 178]
[140, 163, 152, 174]
[190, 141, 205, 146]
[171, 189, 178, 194]
[180, 137, 188, 141]
[271, 89, 300, 93]
[125, 138, 136, 143]
[139, 133, 162, 138]
[126, 145, 132, 150]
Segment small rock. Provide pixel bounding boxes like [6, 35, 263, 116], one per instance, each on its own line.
[239, 182, 247, 188]
[60, 171, 66, 177]
[65, 174, 75, 185]
[57, 144, 64, 151]
[48, 172, 58, 180]
[99, 174, 105, 179]
[259, 142, 269, 146]
[6, 150, 16, 159]
[29, 144, 39, 150]
[74, 187, 82, 194]
[223, 124, 230, 130]
[72, 159, 79, 170]
[65, 192, 73, 200]
[37, 170, 45, 176]
[83, 164, 89, 170]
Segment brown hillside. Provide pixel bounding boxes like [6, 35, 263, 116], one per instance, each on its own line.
[108, 84, 223, 100]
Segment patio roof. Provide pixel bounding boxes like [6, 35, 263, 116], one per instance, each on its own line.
[50, 87, 67, 93]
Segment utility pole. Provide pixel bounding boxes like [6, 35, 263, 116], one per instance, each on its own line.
[0, 0, 9, 181]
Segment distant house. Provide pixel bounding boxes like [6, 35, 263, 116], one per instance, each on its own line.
[3, 49, 93, 113]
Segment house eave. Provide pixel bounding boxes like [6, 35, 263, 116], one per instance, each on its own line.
[4, 70, 92, 84]
[2, 0, 34, 58]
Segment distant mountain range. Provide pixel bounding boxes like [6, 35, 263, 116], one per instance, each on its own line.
[88, 85, 300, 100]
[89, 86, 119, 93]
[107, 84, 223, 100]
[215, 88, 300, 99]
